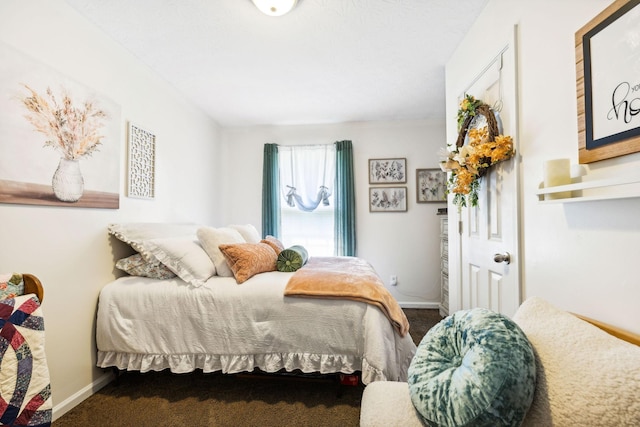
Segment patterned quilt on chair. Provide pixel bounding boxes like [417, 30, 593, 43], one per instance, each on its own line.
[0, 293, 52, 427]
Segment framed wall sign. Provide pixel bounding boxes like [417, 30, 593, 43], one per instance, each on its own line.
[576, 0, 640, 163]
[369, 186, 407, 212]
[368, 158, 407, 183]
[416, 168, 447, 203]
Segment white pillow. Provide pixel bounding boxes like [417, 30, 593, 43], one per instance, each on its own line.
[197, 227, 245, 277]
[144, 237, 216, 287]
[108, 223, 200, 262]
[115, 253, 176, 279]
[513, 297, 640, 427]
[229, 224, 261, 244]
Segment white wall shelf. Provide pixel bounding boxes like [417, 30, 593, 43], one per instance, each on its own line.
[536, 175, 640, 204]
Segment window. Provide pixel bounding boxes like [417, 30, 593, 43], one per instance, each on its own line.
[262, 141, 355, 257]
[278, 144, 336, 256]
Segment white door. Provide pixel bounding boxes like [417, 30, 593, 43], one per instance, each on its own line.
[455, 32, 521, 317]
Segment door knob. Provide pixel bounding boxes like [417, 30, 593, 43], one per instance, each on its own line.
[494, 252, 511, 264]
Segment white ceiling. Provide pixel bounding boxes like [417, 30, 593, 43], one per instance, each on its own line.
[64, 0, 488, 127]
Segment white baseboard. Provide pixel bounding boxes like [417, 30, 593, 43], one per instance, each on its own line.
[399, 301, 440, 309]
[52, 370, 114, 422]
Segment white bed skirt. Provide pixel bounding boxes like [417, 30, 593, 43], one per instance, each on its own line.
[96, 274, 416, 384]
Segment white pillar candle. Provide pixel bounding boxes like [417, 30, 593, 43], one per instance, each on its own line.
[544, 158, 571, 200]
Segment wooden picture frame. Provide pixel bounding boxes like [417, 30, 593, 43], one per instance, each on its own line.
[576, 0, 640, 163]
[368, 158, 407, 183]
[369, 186, 407, 212]
[416, 168, 447, 203]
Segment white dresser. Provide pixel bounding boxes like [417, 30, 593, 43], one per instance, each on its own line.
[439, 215, 449, 317]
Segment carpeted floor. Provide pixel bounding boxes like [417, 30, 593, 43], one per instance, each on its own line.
[53, 308, 442, 427]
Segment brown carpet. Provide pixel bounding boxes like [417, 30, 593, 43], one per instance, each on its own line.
[53, 308, 442, 427]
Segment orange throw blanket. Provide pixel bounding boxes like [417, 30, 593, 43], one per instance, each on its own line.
[284, 257, 410, 337]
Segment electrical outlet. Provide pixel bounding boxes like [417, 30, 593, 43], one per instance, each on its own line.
[390, 275, 397, 286]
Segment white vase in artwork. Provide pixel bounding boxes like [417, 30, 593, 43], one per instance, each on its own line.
[52, 158, 84, 202]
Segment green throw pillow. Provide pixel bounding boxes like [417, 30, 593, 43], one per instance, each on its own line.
[276, 245, 309, 272]
[408, 308, 536, 427]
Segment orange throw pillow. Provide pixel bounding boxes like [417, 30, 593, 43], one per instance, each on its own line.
[218, 242, 277, 283]
[260, 235, 285, 255]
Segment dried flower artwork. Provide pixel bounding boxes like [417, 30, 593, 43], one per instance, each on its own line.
[19, 84, 108, 203]
[20, 84, 107, 161]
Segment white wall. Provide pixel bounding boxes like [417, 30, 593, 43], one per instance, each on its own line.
[220, 120, 447, 306]
[0, 0, 221, 419]
[446, 0, 640, 334]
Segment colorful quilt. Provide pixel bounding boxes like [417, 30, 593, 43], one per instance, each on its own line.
[0, 290, 52, 427]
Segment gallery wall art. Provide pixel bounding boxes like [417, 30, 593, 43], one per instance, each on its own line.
[368, 158, 407, 184]
[369, 186, 407, 212]
[0, 42, 121, 208]
[416, 168, 447, 203]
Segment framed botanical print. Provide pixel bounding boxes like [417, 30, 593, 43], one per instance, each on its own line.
[416, 168, 447, 203]
[369, 186, 407, 212]
[368, 158, 407, 184]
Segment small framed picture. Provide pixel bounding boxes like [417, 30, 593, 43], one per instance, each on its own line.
[369, 158, 407, 184]
[416, 169, 447, 203]
[369, 187, 407, 212]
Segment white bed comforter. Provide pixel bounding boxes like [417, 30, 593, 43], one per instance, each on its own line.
[96, 272, 416, 384]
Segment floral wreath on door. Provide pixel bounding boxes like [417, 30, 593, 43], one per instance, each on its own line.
[440, 94, 515, 209]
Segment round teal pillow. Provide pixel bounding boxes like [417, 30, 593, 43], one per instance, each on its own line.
[407, 308, 536, 427]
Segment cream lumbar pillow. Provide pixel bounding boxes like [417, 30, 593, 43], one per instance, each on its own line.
[513, 297, 640, 426]
[197, 227, 245, 277]
[229, 224, 261, 244]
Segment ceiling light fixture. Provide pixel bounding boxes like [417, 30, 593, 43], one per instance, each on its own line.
[251, 0, 298, 17]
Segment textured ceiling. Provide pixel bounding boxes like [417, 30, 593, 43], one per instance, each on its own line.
[64, 0, 488, 127]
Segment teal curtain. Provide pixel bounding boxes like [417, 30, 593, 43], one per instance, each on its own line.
[334, 140, 356, 256]
[262, 143, 280, 238]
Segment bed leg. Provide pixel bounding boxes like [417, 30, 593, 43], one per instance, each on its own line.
[336, 380, 346, 398]
[111, 367, 123, 386]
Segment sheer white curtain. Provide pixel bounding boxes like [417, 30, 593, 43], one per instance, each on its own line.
[279, 145, 336, 212]
[278, 144, 336, 255]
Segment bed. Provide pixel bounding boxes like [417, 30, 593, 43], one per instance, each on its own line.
[97, 223, 417, 384]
